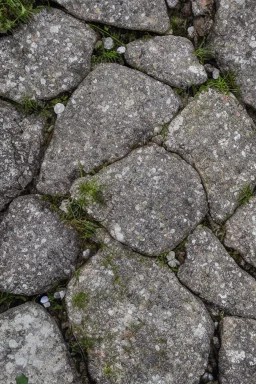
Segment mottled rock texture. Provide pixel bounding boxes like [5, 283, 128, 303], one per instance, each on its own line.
[191, 0, 214, 16]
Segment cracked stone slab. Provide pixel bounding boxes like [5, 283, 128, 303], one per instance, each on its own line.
[207, 0, 256, 109]
[125, 36, 207, 89]
[37, 64, 180, 195]
[219, 317, 256, 384]
[53, 0, 170, 33]
[0, 100, 44, 211]
[178, 226, 256, 319]
[0, 8, 97, 102]
[0, 195, 80, 295]
[165, 88, 256, 223]
[66, 230, 214, 384]
[71, 144, 207, 256]
[0, 302, 81, 384]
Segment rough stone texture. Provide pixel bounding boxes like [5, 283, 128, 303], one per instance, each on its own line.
[66, 230, 214, 384]
[165, 88, 256, 223]
[191, 0, 214, 16]
[71, 144, 208, 256]
[0, 195, 80, 295]
[0, 100, 44, 211]
[53, 0, 170, 33]
[0, 302, 81, 384]
[219, 317, 256, 384]
[178, 226, 256, 319]
[208, 0, 256, 109]
[125, 36, 207, 89]
[37, 64, 180, 195]
[0, 8, 97, 102]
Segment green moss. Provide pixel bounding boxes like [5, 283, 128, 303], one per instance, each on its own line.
[237, 184, 254, 206]
[194, 40, 214, 65]
[160, 123, 169, 140]
[79, 180, 106, 205]
[196, 72, 241, 97]
[72, 291, 90, 310]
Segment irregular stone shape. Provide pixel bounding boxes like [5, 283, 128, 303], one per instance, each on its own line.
[37, 64, 180, 195]
[71, 144, 208, 256]
[0, 100, 44, 211]
[0, 195, 80, 295]
[125, 36, 207, 89]
[53, 0, 170, 33]
[191, 0, 214, 16]
[219, 317, 256, 384]
[0, 302, 81, 384]
[178, 226, 256, 319]
[207, 0, 256, 109]
[66, 230, 214, 384]
[165, 88, 256, 223]
[0, 8, 97, 101]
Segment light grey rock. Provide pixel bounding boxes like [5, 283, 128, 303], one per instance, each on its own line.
[103, 37, 114, 50]
[0, 8, 97, 102]
[71, 144, 208, 256]
[0, 100, 44, 211]
[0, 302, 81, 384]
[54, 103, 65, 114]
[165, 88, 256, 223]
[191, 0, 214, 16]
[212, 68, 220, 79]
[208, 0, 256, 109]
[53, 0, 170, 33]
[178, 226, 256, 319]
[37, 64, 180, 195]
[116, 46, 126, 54]
[66, 230, 214, 384]
[167, 0, 179, 8]
[125, 36, 207, 89]
[0, 195, 80, 295]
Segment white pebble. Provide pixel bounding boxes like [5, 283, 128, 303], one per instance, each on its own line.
[54, 103, 65, 114]
[116, 46, 126, 54]
[54, 290, 66, 299]
[212, 68, 220, 79]
[104, 37, 114, 50]
[40, 295, 49, 304]
[43, 301, 51, 308]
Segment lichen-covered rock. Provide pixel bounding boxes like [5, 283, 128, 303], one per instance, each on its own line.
[125, 36, 207, 89]
[208, 0, 256, 109]
[0, 195, 80, 295]
[178, 226, 256, 319]
[53, 0, 170, 33]
[71, 144, 207, 256]
[37, 64, 180, 195]
[0, 302, 81, 384]
[0, 100, 44, 211]
[165, 88, 256, 223]
[0, 8, 97, 101]
[66, 230, 214, 384]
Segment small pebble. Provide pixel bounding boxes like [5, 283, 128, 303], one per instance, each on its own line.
[54, 103, 65, 114]
[59, 199, 70, 214]
[187, 26, 195, 39]
[104, 37, 114, 50]
[166, 0, 179, 8]
[116, 46, 126, 54]
[212, 68, 220, 79]
[54, 290, 66, 299]
[166, 251, 176, 261]
[82, 249, 91, 260]
[40, 295, 49, 304]
[43, 301, 51, 308]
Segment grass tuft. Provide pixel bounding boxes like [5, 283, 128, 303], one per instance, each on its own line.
[197, 72, 240, 96]
[72, 291, 90, 309]
[194, 46, 214, 65]
[237, 185, 254, 206]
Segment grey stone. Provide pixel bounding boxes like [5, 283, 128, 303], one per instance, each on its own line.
[104, 37, 114, 50]
[219, 317, 256, 384]
[54, 103, 65, 114]
[212, 68, 220, 80]
[0, 302, 81, 384]
[178, 226, 256, 319]
[65, 230, 214, 384]
[208, 0, 256, 109]
[125, 36, 207, 89]
[71, 144, 207, 256]
[0, 8, 97, 102]
[0, 100, 44, 211]
[191, 0, 214, 16]
[37, 64, 180, 195]
[53, 0, 170, 33]
[165, 88, 256, 223]
[0, 195, 80, 295]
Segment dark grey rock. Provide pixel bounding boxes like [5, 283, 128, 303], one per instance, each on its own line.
[66, 230, 214, 384]
[0, 302, 81, 384]
[125, 36, 207, 89]
[71, 144, 208, 256]
[165, 88, 256, 223]
[0, 8, 97, 101]
[37, 64, 180, 195]
[178, 226, 256, 319]
[191, 0, 214, 16]
[0, 195, 80, 295]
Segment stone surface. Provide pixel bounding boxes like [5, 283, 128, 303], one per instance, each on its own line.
[37, 64, 180, 195]
[219, 317, 256, 384]
[0, 100, 44, 211]
[53, 0, 170, 33]
[178, 226, 256, 319]
[165, 88, 256, 223]
[0, 302, 81, 384]
[208, 0, 256, 109]
[0, 8, 97, 101]
[0, 195, 80, 295]
[66, 230, 214, 384]
[191, 0, 214, 16]
[125, 36, 207, 89]
[71, 144, 208, 256]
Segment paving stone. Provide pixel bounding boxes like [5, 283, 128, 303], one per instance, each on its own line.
[0, 8, 97, 102]
[165, 88, 256, 223]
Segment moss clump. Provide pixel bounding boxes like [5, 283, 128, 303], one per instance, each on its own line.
[72, 291, 90, 310]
